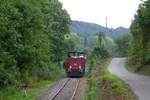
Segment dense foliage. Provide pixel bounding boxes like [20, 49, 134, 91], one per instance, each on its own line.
[0, 0, 71, 87]
[130, 0, 150, 66]
[90, 32, 109, 59]
[86, 44, 109, 100]
[115, 34, 131, 57]
[65, 32, 84, 51]
[87, 53, 99, 100]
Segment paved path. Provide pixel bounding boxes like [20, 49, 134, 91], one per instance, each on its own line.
[108, 58, 150, 100]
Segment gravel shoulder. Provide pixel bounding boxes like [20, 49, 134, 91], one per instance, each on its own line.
[108, 58, 150, 100]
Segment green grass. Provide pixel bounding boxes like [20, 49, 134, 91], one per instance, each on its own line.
[103, 66, 137, 100]
[85, 57, 137, 100]
[33, 80, 53, 89]
[86, 55, 100, 100]
[86, 69, 99, 100]
[0, 69, 65, 100]
[0, 86, 36, 100]
[0, 80, 53, 100]
[103, 68, 127, 94]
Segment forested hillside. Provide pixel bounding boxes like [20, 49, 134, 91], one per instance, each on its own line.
[0, 0, 71, 88]
[71, 21, 129, 39]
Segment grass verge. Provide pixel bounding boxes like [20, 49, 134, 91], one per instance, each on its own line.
[126, 59, 150, 76]
[0, 80, 52, 100]
[0, 69, 65, 100]
[99, 59, 137, 100]
[86, 56, 99, 100]
[86, 58, 137, 100]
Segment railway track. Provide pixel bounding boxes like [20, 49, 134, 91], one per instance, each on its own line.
[38, 78, 80, 100]
[70, 79, 79, 100]
[52, 78, 79, 100]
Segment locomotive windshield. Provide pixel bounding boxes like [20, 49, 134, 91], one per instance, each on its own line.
[68, 52, 85, 58]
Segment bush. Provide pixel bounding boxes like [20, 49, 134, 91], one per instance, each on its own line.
[87, 53, 99, 100]
[93, 46, 109, 59]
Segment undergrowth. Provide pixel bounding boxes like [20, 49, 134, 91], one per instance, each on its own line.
[86, 54, 99, 100]
[126, 59, 150, 76]
[0, 67, 65, 100]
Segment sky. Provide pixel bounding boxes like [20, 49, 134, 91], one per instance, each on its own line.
[59, 0, 142, 28]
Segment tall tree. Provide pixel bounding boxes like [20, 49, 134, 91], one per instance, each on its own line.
[130, 0, 150, 65]
[0, 0, 71, 86]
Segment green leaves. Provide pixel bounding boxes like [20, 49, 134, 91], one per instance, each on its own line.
[130, 0, 150, 65]
[115, 34, 131, 57]
[0, 0, 71, 87]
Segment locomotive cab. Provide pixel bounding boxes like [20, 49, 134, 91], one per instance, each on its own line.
[64, 52, 86, 77]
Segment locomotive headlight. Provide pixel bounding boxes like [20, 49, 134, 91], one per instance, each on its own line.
[79, 66, 82, 72]
[79, 66, 81, 69]
[68, 66, 72, 72]
[69, 66, 72, 69]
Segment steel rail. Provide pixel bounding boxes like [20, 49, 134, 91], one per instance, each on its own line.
[48, 78, 80, 100]
[70, 79, 80, 100]
[48, 78, 70, 100]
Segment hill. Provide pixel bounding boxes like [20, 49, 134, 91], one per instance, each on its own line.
[71, 20, 129, 39]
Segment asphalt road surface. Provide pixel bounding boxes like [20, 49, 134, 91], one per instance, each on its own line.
[108, 58, 150, 100]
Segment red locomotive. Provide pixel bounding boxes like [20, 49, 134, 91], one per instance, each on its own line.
[64, 52, 86, 77]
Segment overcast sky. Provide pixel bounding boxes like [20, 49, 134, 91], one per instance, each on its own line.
[59, 0, 142, 28]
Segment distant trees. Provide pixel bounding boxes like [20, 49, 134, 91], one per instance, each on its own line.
[92, 32, 109, 59]
[129, 0, 150, 66]
[115, 34, 131, 57]
[97, 32, 106, 47]
[0, 0, 71, 87]
[64, 32, 80, 51]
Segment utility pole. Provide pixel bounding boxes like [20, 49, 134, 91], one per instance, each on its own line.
[106, 17, 108, 28]
[84, 36, 87, 48]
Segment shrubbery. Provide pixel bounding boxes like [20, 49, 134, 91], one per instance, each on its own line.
[87, 45, 109, 100]
[115, 34, 131, 57]
[87, 53, 99, 100]
[93, 46, 109, 59]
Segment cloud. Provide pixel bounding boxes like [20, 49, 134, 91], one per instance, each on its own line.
[59, 0, 142, 28]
